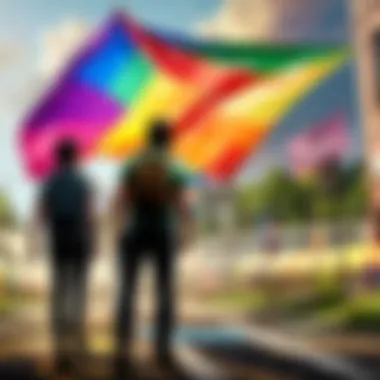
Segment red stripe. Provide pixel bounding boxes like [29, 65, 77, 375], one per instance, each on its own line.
[123, 16, 258, 138]
[175, 70, 258, 136]
[122, 15, 265, 182]
[124, 15, 211, 82]
[207, 147, 247, 182]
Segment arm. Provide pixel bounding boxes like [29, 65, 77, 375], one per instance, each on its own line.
[84, 179, 96, 227]
[84, 183, 97, 253]
[171, 164, 195, 248]
[111, 174, 130, 240]
[28, 187, 47, 261]
[175, 188, 192, 224]
[174, 187, 195, 249]
[112, 187, 126, 237]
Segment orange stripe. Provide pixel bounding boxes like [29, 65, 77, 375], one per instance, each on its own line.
[206, 123, 265, 181]
[174, 70, 258, 136]
[175, 111, 266, 178]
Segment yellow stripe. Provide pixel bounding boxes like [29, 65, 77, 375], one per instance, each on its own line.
[175, 52, 348, 170]
[99, 51, 347, 165]
[98, 74, 198, 156]
[222, 52, 347, 127]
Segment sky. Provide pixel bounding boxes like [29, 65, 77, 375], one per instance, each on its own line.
[0, 0, 360, 218]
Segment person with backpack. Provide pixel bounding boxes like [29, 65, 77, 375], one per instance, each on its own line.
[36, 139, 93, 374]
[113, 120, 193, 373]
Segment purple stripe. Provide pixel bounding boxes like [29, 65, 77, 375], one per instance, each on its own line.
[18, 13, 134, 179]
[25, 81, 124, 131]
[20, 81, 125, 179]
[22, 13, 131, 132]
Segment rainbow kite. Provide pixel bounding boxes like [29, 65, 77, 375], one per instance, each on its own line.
[20, 12, 349, 181]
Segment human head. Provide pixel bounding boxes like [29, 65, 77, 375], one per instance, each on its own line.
[55, 139, 78, 168]
[148, 120, 172, 149]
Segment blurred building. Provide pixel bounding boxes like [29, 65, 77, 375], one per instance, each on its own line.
[353, 1, 380, 216]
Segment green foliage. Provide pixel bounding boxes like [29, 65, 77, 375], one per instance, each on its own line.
[234, 162, 365, 227]
[0, 191, 16, 227]
[280, 289, 347, 318]
[235, 169, 310, 225]
[342, 163, 367, 218]
[345, 294, 380, 332]
[207, 290, 266, 311]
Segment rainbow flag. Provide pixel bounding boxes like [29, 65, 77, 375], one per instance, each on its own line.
[19, 12, 349, 181]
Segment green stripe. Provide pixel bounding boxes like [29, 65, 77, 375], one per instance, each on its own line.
[180, 43, 350, 73]
[110, 53, 154, 104]
[110, 42, 349, 105]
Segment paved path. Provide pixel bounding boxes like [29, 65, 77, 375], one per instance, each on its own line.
[0, 292, 377, 379]
[0, 313, 376, 380]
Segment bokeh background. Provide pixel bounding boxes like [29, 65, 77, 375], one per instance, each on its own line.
[0, 1, 377, 379]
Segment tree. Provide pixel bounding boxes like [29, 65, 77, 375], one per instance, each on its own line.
[311, 161, 366, 221]
[235, 168, 313, 226]
[342, 162, 366, 219]
[234, 161, 366, 227]
[0, 192, 16, 227]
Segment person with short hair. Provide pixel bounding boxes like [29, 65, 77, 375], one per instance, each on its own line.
[36, 138, 93, 374]
[113, 120, 193, 372]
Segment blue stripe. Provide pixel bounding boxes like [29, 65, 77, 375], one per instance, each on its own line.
[74, 20, 137, 91]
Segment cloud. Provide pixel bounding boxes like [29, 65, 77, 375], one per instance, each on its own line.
[1, 19, 91, 116]
[11, 19, 91, 111]
[0, 20, 93, 219]
[0, 43, 22, 68]
[197, 0, 347, 42]
[38, 19, 90, 80]
[197, 0, 280, 41]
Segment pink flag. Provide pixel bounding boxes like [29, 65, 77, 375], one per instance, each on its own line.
[288, 115, 350, 174]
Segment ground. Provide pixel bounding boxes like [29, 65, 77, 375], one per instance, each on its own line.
[0, 241, 380, 379]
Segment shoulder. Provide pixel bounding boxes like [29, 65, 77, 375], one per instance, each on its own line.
[40, 173, 61, 203]
[70, 169, 89, 185]
[170, 160, 192, 186]
[120, 156, 139, 181]
[61, 170, 91, 197]
[78, 172, 92, 192]
[42, 173, 58, 192]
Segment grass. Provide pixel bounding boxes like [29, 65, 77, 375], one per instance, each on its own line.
[205, 285, 347, 319]
[0, 295, 38, 315]
[207, 289, 267, 311]
[344, 293, 380, 332]
[307, 293, 380, 332]
[188, 242, 380, 331]
[205, 287, 358, 335]
[221, 242, 371, 306]
[279, 288, 347, 318]
[316, 304, 350, 326]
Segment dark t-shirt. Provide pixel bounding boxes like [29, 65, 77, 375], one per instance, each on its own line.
[41, 168, 90, 228]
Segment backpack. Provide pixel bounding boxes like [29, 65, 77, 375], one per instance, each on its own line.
[128, 155, 173, 207]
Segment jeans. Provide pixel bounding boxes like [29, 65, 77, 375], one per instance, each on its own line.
[50, 224, 90, 355]
[116, 228, 176, 355]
